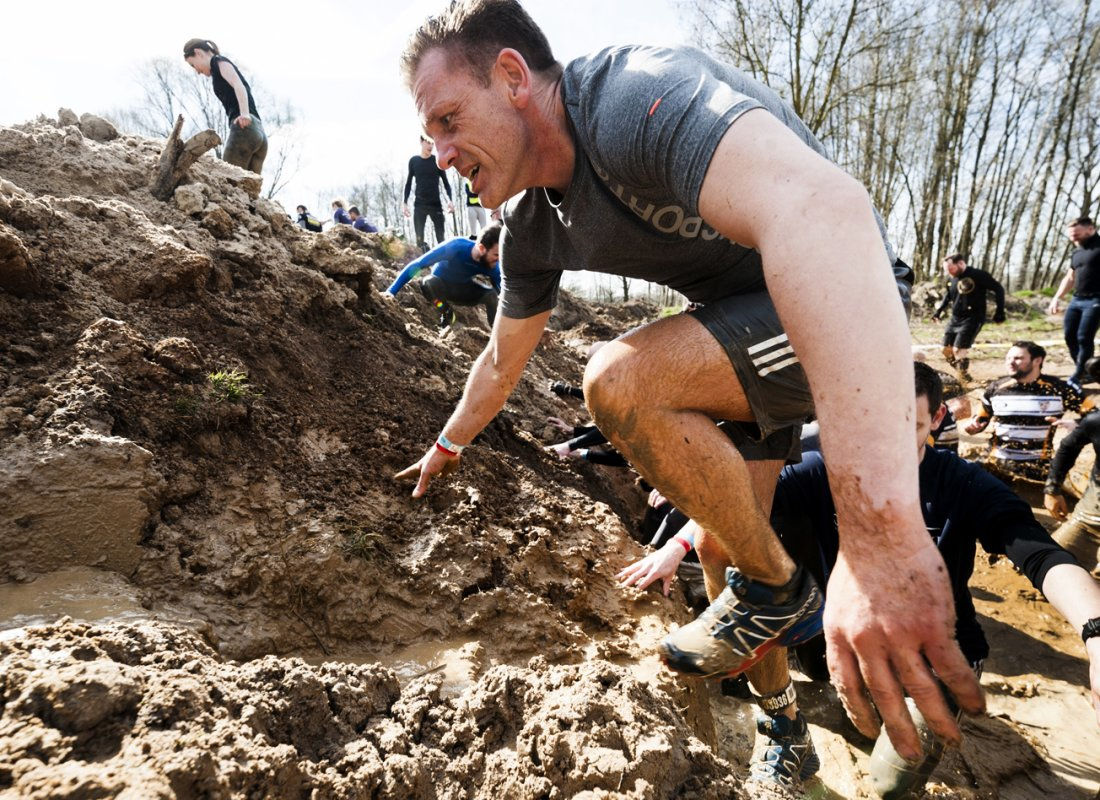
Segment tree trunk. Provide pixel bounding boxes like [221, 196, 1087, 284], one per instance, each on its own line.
[150, 115, 222, 201]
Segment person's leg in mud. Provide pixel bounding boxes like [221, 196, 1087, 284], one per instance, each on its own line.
[585, 312, 797, 587]
[584, 295, 819, 677]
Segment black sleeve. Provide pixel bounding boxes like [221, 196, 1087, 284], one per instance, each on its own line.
[583, 448, 629, 467]
[568, 427, 609, 449]
[934, 286, 952, 317]
[969, 469, 1079, 589]
[403, 158, 415, 203]
[438, 167, 453, 200]
[1046, 413, 1100, 493]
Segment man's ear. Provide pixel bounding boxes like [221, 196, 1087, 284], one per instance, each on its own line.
[495, 48, 531, 108]
[933, 402, 948, 429]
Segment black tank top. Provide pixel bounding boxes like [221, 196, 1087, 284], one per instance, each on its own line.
[210, 55, 260, 123]
[1073, 233, 1100, 297]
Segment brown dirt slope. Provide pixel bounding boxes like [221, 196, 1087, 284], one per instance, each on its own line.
[0, 115, 732, 798]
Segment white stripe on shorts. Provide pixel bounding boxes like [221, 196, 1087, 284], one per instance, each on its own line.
[748, 333, 800, 376]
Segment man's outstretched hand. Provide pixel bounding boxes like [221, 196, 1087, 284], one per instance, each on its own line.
[825, 540, 985, 763]
[394, 445, 460, 497]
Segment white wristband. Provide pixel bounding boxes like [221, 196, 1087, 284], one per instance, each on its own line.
[437, 433, 466, 455]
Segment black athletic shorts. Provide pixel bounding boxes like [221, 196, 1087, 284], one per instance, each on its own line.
[689, 292, 814, 462]
[943, 317, 983, 349]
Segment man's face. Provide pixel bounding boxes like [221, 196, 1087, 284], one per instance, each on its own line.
[413, 48, 524, 209]
[1005, 346, 1039, 381]
[915, 394, 946, 459]
[943, 260, 965, 278]
[420, 139, 434, 158]
[1068, 222, 1096, 245]
[484, 243, 500, 267]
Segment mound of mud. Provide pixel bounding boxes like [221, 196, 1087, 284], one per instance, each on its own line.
[0, 114, 735, 797]
[0, 620, 741, 799]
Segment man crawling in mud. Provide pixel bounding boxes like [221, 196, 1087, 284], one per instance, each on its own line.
[393, 0, 983, 765]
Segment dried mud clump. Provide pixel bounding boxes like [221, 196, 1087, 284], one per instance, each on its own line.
[0, 620, 742, 800]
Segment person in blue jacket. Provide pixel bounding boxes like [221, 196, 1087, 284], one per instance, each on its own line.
[383, 222, 501, 329]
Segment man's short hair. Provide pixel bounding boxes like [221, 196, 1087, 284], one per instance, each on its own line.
[914, 361, 943, 413]
[1012, 340, 1046, 361]
[477, 221, 502, 250]
[420, 134, 432, 144]
[348, 206, 360, 215]
[1070, 215, 1095, 228]
[401, 0, 561, 90]
[296, 205, 306, 213]
[943, 254, 965, 264]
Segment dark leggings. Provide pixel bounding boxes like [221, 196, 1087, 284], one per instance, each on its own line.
[1064, 296, 1100, 383]
[421, 276, 498, 324]
[413, 205, 446, 249]
[223, 118, 267, 174]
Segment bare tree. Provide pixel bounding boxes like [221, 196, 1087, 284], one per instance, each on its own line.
[686, 0, 1100, 289]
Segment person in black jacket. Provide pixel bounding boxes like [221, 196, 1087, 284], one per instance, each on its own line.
[402, 136, 454, 249]
[933, 254, 1006, 382]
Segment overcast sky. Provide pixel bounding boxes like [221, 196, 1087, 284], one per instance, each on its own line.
[2, 0, 691, 212]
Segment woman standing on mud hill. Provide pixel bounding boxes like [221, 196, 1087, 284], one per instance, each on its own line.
[182, 39, 268, 175]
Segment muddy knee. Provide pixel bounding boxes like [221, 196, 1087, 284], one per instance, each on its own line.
[583, 342, 646, 433]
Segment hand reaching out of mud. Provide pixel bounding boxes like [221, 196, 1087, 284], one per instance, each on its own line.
[546, 416, 574, 434]
[616, 541, 687, 596]
[394, 445, 460, 498]
[825, 540, 985, 763]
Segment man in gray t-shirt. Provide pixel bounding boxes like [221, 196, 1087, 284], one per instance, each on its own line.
[396, 0, 983, 776]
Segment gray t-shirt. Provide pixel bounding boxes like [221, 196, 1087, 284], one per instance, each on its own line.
[500, 45, 897, 318]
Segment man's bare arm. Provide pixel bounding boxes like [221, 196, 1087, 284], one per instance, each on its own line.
[395, 310, 551, 497]
[1039, 563, 1100, 724]
[1049, 269, 1075, 315]
[697, 109, 983, 761]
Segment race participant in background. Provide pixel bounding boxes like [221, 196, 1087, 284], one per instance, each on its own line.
[932, 254, 1006, 383]
[384, 222, 501, 329]
[403, 135, 455, 249]
[183, 39, 267, 174]
[1048, 216, 1100, 391]
[964, 341, 1083, 481]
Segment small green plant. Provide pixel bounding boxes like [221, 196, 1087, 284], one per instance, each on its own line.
[207, 368, 255, 404]
[173, 394, 201, 416]
[339, 525, 388, 561]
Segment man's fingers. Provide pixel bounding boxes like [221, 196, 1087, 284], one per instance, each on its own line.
[661, 574, 673, 596]
[858, 651, 923, 762]
[925, 641, 985, 717]
[827, 637, 880, 739]
[394, 463, 421, 483]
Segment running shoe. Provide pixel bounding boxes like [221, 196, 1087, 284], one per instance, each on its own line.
[658, 565, 822, 678]
[749, 711, 821, 788]
[438, 302, 457, 329]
